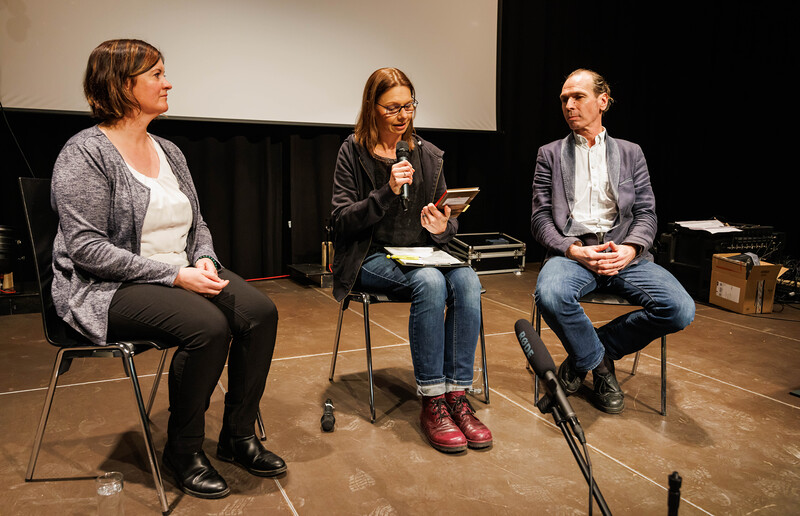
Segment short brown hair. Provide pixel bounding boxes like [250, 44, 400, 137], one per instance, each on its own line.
[83, 39, 164, 123]
[354, 68, 416, 154]
[566, 68, 615, 113]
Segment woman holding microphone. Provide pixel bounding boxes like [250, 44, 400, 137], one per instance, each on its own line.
[330, 68, 492, 453]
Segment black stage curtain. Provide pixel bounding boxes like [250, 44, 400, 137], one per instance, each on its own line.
[168, 130, 285, 276]
[288, 133, 341, 267]
[0, 112, 502, 282]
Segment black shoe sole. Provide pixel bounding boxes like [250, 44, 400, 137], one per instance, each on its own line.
[162, 455, 231, 499]
[592, 401, 625, 414]
[427, 440, 468, 453]
[467, 439, 493, 450]
[591, 393, 625, 414]
[216, 449, 288, 477]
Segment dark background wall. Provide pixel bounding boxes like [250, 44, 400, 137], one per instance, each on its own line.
[1, 2, 793, 284]
[498, 2, 794, 261]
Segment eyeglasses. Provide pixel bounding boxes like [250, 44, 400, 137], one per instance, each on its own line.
[376, 99, 418, 116]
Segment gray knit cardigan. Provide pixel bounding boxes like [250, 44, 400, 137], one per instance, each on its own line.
[51, 126, 219, 344]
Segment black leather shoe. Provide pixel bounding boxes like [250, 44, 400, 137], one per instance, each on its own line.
[592, 370, 625, 414]
[217, 433, 287, 477]
[162, 447, 230, 499]
[557, 358, 587, 395]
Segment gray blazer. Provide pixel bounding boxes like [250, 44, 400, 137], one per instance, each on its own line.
[531, 133, 657, 263]
[51, 126, 219, 344]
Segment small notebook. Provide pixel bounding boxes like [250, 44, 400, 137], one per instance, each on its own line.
[385, 247, 464, 267]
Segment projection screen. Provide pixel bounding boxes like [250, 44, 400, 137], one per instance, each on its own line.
[0, 0, 498, 130]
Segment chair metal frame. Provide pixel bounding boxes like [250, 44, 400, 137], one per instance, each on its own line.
[329, 289, 490, 423]
[530, 291, 667, 416]
[20, 177, 171, 512]
[19, 178, 265, 514]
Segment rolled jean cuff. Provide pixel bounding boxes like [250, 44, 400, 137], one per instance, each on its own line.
[417, 380, 474, 397]
[583, 352, 606, 373]
[446, 381, 473, 393]
[417, 380, 446, 397]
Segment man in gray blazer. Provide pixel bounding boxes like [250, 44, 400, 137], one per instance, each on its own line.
[531, 69, 694, 413]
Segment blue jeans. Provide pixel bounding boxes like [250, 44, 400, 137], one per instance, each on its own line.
[535, 257, 695, 372]
[358, 252, 482, 396]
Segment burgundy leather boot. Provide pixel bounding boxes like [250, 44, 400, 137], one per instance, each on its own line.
[420, 394, 467, 453]
[445, 390, 493, 449]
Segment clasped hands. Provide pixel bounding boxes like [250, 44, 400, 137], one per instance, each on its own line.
[174, 257, 229, 298]
[566, 241, 637, 276]
[388, 160, 450, 235]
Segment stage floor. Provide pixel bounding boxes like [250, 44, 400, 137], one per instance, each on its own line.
[1, 268, 798, 515]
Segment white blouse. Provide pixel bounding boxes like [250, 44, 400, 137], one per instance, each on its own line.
[126, 136, 193, 267]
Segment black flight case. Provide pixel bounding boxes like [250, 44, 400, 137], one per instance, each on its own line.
[449, 232, 526, 275]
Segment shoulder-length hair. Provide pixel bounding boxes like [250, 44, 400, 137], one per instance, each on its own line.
[354, 68, 416, 154]
[83, 39, 163, 123]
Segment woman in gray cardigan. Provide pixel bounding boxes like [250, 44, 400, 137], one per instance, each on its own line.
[51, 39, 285, 499]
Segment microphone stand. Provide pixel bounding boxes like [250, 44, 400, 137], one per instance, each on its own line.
[546, 401, 612, 516]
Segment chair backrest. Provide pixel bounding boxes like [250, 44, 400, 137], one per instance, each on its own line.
[18, 177, 84, 347]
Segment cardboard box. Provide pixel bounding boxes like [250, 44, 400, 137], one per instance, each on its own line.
[709, 253, 782, 314]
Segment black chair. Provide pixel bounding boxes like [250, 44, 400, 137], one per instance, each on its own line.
[329, 288, 489, 423]
[20, 177, 171, 512]
[530, 291, 667, 416]
[19, 178, 268, 511]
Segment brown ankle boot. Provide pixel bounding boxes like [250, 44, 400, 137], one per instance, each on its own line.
[420, 394, 467, 453]
[445, 390, 493, 449]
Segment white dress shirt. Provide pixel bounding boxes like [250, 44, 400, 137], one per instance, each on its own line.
[572, 129, 616, 235]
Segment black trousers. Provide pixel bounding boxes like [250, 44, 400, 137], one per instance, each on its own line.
[107, 269, 278, 453]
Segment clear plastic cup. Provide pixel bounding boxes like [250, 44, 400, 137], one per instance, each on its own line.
[469, 366, 484, 395]
[96, 471, 124, 515]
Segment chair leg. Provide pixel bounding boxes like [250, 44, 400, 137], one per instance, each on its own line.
[146, 349, 169, 418]
[630, 338, 667, 416]
[25, 347, 69, 481]
[661, 336, 667, 417]
[256, 408, 267, 441]
[532, 299, 541, 403]
[529, 291, 537, 326]
[122, 349, 169, 513]
[328, 294, 376, 423]
[479, 301, 490, 404]
[329, 301, 346, 381]
[631, 350, 641, 375]
[362, 298, 376, 424]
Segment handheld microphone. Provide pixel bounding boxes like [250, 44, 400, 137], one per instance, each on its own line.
[514, 319, 586, 444]
[321, 398, 335, 432]
[396, 141, 411, 210]
[668, 471, 682, 516]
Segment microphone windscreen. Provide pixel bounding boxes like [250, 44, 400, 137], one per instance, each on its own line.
[396, 140, 411, 161]
[321, 399, 335, 432]
[514, 319, 556, 376]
